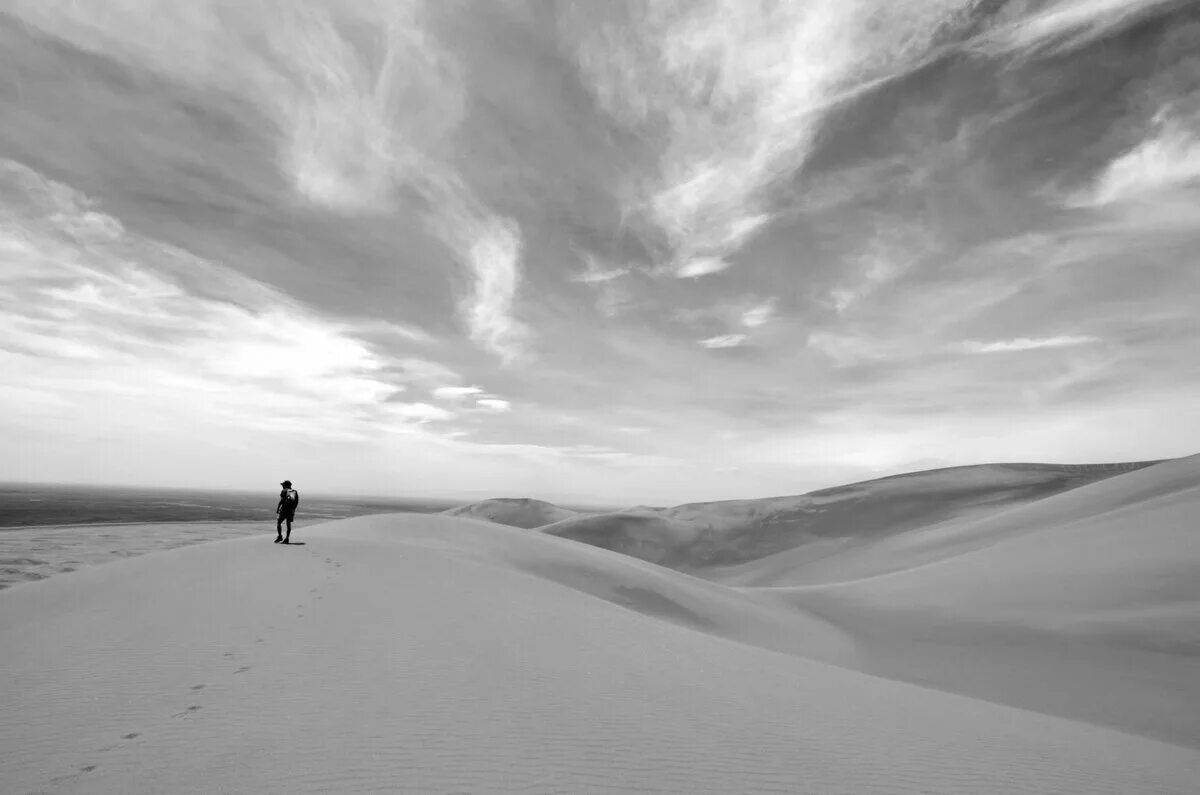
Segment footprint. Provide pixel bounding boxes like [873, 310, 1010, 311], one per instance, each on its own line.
[190, 684, 206, 692]
[235, 666, 251, 674]
[81, 764, 98, 773]
[223, 652, 234, 659]
[123, 733, 140, 740]
[172, 705, 203, 718]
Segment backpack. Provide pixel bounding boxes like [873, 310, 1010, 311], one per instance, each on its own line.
[283, 489, 299, 506]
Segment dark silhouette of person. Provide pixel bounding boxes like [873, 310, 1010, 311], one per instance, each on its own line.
[276, 480, 299, 543]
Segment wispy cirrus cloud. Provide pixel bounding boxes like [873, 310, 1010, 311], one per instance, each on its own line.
[957, 335, 1102, 354]
[674, 256, 732, 279]
[976, 0, 1186, 57]
[433, 386, 485, 399]
[1072, 121, 1200, 206]
[8, 0, 528, 364]
[457, 216, 527, 363]
[560, 0, 982, 275]
[699, 334, 748, 349]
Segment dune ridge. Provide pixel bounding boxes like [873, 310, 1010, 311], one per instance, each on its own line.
[454, 460, 1160, 571]
[443, 496, 582, 528]
[2, 509, 1199, 793]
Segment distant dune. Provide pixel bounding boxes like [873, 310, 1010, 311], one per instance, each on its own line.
[3, 506, 1198, 792]
[478, 461, 1161, 571]
[778, 454, 1200, 749]
[443, 496, 581, 529]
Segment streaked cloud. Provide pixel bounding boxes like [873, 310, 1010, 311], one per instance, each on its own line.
[976, 0, 1185, 57]
[699, 334, 748, 349]
[0, 160, 449, 445]
[458, 216, 527, 363]
[674, 256, 732, 279]
[434, 386, 484, 399]
[562, 0, 981, 271]
[474, 398, 512, 413]
[1073, 121, 1200, 206]
[957, 336, 1102, 354]
[740, 299, 776, 329]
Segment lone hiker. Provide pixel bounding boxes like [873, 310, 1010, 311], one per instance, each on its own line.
[276, 480, 299, 543]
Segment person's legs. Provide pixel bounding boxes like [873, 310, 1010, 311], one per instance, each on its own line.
[275, 515, 284, 542]
[283, 515, 293, 543]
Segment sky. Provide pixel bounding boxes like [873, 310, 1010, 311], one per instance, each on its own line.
[1, 0, 1199, 505]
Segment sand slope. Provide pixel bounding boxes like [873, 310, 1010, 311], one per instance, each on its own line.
[2, 512, 1198, 793]
[774, 454, 1200, 748]
[535, 462, 1157, 570]
[443, 497, 580, 528]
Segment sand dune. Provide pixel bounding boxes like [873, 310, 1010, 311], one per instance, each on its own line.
[533, 461, 1159, 571]
[443, 497, 581, 528]
[771, 454, 1200, 748]
[0, 521, 319, 590]
[2, 511, 1198, 793]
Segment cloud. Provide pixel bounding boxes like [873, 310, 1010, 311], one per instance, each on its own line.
[574, 256, 631, 284]
[434, 386, 484, 399]
[562, 1, 980, 269]
[957, 336, 1102, 354]
[456, 216, 526, 363]
[574, 254, 633, 317]
[1071, 121, 1200, 206]
[474, 398, 511, 413]
[827, 223, 932, 313]
[740, 299, 776, 328]
[8, 0, 524, 362]
[674, 256, 732, 279]
[975, 0, 1184, 57]
[0, 160, 450, 444]
[699, 334, 748, 349]
[390, 402, 454, 422]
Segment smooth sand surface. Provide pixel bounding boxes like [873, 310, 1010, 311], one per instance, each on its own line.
[2, 511, 1199, 793]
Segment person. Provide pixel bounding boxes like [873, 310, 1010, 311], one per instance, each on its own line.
[275, 480, 300, 543]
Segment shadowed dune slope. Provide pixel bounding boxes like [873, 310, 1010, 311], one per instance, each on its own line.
[443, 497, 580, 528]
[2, 512, 1198, 793]
[538, 461, 1159, 570]
[774, 454, 1200, 749]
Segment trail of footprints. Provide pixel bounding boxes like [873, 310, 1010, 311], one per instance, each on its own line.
[48, 546, 348, 787]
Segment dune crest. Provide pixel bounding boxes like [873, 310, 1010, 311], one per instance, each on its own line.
[466, 461, 1161, 571]
[443, 496, 581, 528]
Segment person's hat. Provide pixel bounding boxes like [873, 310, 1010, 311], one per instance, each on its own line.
[281, 480, 292, 487]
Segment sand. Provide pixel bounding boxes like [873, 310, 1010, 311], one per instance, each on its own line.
[443, 497, 582, 529]
[0, 521, 320, 590]
[531, 461, 1157, 571]
[776, 454, 1200, 749]
[2, 494, 1199, 793]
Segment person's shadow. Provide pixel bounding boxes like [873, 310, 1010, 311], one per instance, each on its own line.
[280, 542, 308, 546]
